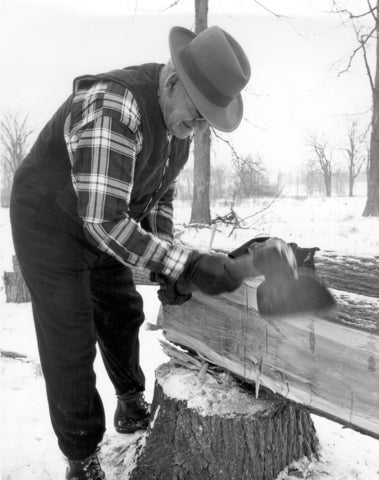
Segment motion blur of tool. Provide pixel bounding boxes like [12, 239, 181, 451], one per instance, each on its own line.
[227, 237, 336, 316]
[154, 236, 335, 317]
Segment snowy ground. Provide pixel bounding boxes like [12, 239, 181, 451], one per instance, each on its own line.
[1, 196, 379, 479]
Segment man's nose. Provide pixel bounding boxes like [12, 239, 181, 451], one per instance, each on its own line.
[193, 119, 208, 133]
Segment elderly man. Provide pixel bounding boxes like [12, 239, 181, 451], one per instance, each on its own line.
[10, 26, 293, 479]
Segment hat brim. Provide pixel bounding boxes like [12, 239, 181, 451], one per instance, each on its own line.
[169, 26, 243, 133]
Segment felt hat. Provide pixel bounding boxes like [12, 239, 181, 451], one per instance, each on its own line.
[169, 25, 251, 132]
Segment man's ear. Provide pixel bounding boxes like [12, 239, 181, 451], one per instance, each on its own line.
[165, 72, 179, 92]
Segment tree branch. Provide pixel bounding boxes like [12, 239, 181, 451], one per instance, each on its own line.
[361, 32, 376, 93]
[211, 128, 245, 162]
[331, 0, 377, 20]
[162, 0, 183, 11]
[336, 25, 376, 80]
[366, 0, 378, 22]
[253, 0, 291, 19]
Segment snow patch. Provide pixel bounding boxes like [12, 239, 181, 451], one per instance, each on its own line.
[158, 363, 273, 417]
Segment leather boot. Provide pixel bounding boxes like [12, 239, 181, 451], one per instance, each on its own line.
[114, 390, 150, 434]
[66, 450, 105, 479]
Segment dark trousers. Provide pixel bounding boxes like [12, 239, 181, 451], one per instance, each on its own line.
[10, 166, 145, 460]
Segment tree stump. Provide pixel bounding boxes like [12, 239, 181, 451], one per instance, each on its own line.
[129, 362, 319, 480]
[3, 255, 31, 303]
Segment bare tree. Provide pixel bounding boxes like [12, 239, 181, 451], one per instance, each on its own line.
[309, 135, 333, 197]
[332, 166, 348, 196]
[341, 120, 367, 196]
[364, 0, 379, 214]
[302, 159, 324, 196]
[176, 168, 194, 202]
[233, 154, 275, 199]
[330, 0, 379, 214]
[0, 111, 33, 207]
[190, 0, 211, 224]
[210, 164, 232, 202]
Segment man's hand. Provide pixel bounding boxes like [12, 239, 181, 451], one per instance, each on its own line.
[154, 237, 301, 303]
[151, 273, 192, 305]
[229, 236, 297, 278]
[178, 252, 245, 295]
[228, 237, 335, 316]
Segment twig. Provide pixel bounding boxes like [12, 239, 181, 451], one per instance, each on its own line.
[253, 0, 291, 19]
[239, 187, 284, 224]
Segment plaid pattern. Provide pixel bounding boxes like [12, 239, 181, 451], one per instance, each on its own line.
[145, 181, 176, 244]
[63, 80, 190, 279]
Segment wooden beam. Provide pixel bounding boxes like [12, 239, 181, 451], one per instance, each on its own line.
[162, 276, 379, 439]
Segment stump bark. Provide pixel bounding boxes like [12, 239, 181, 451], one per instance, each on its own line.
[129, 362, 319, 480]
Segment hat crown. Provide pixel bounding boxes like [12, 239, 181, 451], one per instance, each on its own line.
[169, 25, 251, 131]
[180, 26, 250, 106]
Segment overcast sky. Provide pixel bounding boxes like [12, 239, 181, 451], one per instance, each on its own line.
[0, 0, 373, 174]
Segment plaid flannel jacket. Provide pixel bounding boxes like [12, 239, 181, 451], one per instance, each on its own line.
[63, 79, 190, 279]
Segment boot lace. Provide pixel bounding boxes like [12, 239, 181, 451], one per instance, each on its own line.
[118, 391, 149, 411]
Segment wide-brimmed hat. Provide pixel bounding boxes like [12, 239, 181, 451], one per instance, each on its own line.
[169, 25, 251, 132]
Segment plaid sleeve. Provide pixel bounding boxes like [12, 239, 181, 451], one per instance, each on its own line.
[143, 180, 176, 244]
[64, 81, 190, 279]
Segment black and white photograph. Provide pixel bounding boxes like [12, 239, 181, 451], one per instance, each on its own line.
[1, 1, 378, 479]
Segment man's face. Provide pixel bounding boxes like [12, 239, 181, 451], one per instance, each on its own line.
[160, 74, 208, 139]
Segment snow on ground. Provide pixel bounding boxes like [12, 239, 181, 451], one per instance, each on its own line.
[175, 196, 379, 256]
[1, 196, 379, 479]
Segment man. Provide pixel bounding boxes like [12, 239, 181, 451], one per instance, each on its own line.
[10, 26, 294, 479]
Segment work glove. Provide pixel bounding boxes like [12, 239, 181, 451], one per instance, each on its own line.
[229, 236, 298, 279]
[151, 252, 242, 305]
[288, 243, 320, 272]
[154, 237, 300, 304]
[151, 272, 192, 305]
[177, 238, 300, 297]
[230, 237, 335, 316]
[178, 251, 245, 296]
[229, 236, 320, 275]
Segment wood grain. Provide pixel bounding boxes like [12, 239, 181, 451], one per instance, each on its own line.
[162, 277, 379, 439]
[316, 252, 379, 298]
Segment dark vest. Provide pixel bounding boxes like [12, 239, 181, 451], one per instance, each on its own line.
[21, 63, 190, 237]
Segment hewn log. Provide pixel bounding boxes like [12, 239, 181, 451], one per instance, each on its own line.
[129, 362, 319, 480]
[162, 277, 379, 439]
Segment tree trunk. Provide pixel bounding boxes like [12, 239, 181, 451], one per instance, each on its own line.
[129, 362, 319, 480]
[190, 127, 211, 224]
[349, 165, 354, 197]
[324, 171, 332, 197]
[190, 0, 211, 225]
[363, 0, 379, 216]
[316, 252, 379, 298]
